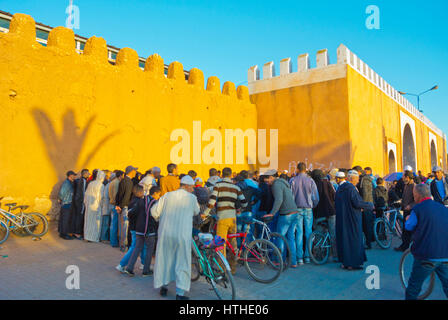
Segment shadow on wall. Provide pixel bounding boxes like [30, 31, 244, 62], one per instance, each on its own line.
[32, 108, 120, 219]
[282, 141, 356, 172]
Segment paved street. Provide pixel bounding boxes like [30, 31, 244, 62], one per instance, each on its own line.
[0, 223, 446, 300]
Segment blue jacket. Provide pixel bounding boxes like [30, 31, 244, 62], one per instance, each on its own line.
[407, 199, 448, 261]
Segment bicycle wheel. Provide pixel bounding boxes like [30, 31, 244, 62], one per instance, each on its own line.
[373, 218, 392, 249]
[191, 254, 201, 282]
[243, 239, 283, 284]
[209, 251, 236, 300]
[308, 231, 330, 265]
[24, 212, 48, 237]
[0, 220, 9, 244]
[269, 232, 291, 271]
[399, 248, 435, 300]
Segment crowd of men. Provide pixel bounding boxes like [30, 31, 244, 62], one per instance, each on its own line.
[57, 162, 448, 300]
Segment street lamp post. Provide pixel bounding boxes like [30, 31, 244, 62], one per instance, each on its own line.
[398, 85, 438, 113]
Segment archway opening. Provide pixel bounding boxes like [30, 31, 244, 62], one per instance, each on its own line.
[403, 124, 416, 171]
[388, 150, 396, 173]
[430, 141, 437, 169]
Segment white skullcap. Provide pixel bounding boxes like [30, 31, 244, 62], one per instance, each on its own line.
[261, 169, 277, 176]
[404, 165, 413, 172]
[335, 171, 345, 178]
[347, 170, 359, 177]
[180, 175, 195, 186]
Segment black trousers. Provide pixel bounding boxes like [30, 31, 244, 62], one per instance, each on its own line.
[400, 210, 412, 249]
[362, 210, 375, 245]
[126, 234, 156, 274]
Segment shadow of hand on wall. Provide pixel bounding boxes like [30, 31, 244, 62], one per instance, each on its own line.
[32, 108, 120, 218]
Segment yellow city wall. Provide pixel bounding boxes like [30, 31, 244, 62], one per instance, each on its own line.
[250, 61, 446, 177]
[347, 65, 447, 175]
[0, 14, 257, 217]
[250, 66, 352, 172]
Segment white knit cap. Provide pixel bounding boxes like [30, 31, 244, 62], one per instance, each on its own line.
[180, 175, 195, 186]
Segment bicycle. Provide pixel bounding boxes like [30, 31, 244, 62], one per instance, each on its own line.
[250, 215, 291, 271]
[208, 213, 291, 271]
[0, 198, 49, 241]
[191, 231, 236, 300]
[373, 201, 404, 249]
[204, 214, 283, 284]
[399, 247, 435, 300]
[307, 217, 334, 265]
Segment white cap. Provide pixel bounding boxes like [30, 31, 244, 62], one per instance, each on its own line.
[404, 165, 413, 172]
[347, 170, 359, 177]
[335, 171, 345, 178]
[180, 175, 195, 186]
[152, 166, 161, 173]
[261, 169, 277, 176]
[432, 166, 442, 172]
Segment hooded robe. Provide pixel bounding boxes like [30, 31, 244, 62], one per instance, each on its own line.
[83, 170, 105, 242]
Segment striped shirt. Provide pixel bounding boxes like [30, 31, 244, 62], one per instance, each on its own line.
[204, 177, 247, 220]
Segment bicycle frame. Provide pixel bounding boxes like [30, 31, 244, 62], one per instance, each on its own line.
[313, 221, 332, 249]
[383, 208, 400, 234]
[225, 225, 267, 263]
[0, 208, 37, 229]
[315, 232, 331, 249]
[192, 238, 229, 281]
[243, 218, 269, 243]
[0, 208, 25, 227]
[206, 216, 271, 264]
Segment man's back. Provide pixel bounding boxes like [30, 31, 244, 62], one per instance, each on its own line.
[116, 176, 133, 208]
[290, 173, 319, 208]
[205, 178, 246, 220]
[160, 175, 180, 195]
[360, 175, 374, 203]
[402, 182, 415, 209]
[410, 200, 448, 260]
[270, 178, 298, 215]
[152, 189, 199, 240]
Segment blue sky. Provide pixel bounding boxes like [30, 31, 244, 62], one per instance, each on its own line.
[1, 0, 447, 138]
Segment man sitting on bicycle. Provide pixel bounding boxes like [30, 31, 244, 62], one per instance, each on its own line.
[404, 184, 448, 300]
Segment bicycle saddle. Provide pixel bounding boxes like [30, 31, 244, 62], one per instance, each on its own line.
[5, 203, 17, 208]
[12, 205, 29, 211]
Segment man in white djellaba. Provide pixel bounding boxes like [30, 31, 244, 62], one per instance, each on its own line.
[151, 175, 200, 300]
[84, 170, 106, 242]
